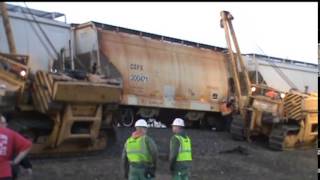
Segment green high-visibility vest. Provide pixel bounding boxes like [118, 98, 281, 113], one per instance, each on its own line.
[125, 136, 152, 163]
[175, 135, 192, 162]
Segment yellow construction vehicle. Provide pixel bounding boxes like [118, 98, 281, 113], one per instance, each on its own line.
[220, 10, 318, 150]
[0, 2, 122, 155]
[277, 89, 318, 150]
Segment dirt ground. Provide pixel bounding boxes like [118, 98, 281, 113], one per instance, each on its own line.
[17, 127, 317, 180]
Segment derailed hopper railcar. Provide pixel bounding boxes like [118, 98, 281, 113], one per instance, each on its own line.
[72, 22, 233, 129]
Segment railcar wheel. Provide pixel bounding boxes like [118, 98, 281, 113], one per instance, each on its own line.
[120, 108, 134, 127]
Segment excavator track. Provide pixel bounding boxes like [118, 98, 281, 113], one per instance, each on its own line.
[230, 115, 245, 141]
[268, 126, 287, 151]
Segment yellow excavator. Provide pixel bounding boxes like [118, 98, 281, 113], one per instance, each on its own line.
[220, 10, 318, 150]
[0, 2, 122, 155]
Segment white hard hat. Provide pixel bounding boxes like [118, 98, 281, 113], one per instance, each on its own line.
[0, 115, 6, 124]
[135, 119, 148, 127]
[172, 118, 185, 127]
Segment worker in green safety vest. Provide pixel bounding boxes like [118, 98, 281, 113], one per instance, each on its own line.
[122, 119, 158, 180]
[169, 118, 192, 180]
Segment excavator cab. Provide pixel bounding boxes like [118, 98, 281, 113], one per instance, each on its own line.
[230, 84, 285, 141]
[248, 84, 286, 125]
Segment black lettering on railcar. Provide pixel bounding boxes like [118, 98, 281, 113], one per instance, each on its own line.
[130, 64, 143, 71]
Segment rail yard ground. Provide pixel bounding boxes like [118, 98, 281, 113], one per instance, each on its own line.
[19, 127, 317, 180]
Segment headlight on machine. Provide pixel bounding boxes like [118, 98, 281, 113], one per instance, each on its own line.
[251, 86, 256, 92]
[280, 93, 286, 99]
[20, 70, 27, 77]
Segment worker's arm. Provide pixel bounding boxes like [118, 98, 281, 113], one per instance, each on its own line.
[12, 146, 31, 165]
[11, 131, 32, 166]
[146, 136, 158, 168]
[169, 136, 180, 172]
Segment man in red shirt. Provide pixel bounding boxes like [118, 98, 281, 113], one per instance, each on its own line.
[0, 115, 32, 180]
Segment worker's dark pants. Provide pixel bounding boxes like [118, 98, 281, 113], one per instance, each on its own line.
[129, 166, 154, 180]
[172, 169, 189, 180]
[224, 114, 233, 132]
[0, 177, 13, 180]
[11, 164, 19, 180]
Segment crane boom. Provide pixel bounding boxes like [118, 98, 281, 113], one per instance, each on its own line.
[220, 11, 252, 116]
[0, 2, 17, 54]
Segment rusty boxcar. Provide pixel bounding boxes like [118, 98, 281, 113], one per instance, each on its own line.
[72, 22, 232, 128]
